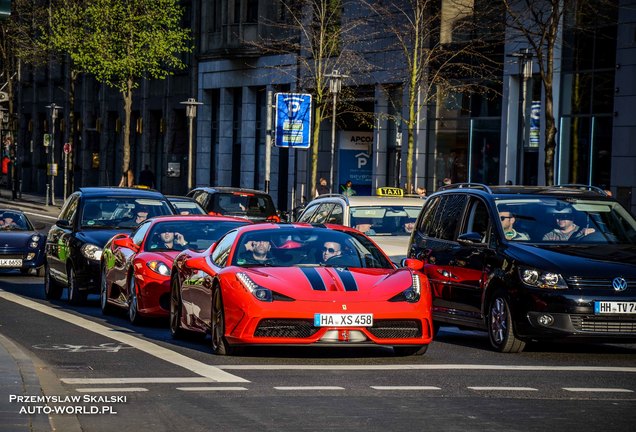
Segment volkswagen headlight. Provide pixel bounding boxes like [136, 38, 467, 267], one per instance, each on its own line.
[519, 267, 567, 289]
[81, 243, 102, 261]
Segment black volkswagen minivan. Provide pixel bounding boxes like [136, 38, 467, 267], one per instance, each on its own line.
[407, 184, 636, 352]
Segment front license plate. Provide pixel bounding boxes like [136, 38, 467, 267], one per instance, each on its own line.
[314, 313, 373, 327]
[0, 259, 22, 267]
[594, 301, 636, 314]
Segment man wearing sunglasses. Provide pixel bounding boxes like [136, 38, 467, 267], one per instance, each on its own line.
[499, 207, 529, 241]
[321, 241, 342, 264]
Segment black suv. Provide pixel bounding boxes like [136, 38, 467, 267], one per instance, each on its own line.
[407, 184, 636, 352]
[187, 187, 279, 222]
[45, 187, 176, 304]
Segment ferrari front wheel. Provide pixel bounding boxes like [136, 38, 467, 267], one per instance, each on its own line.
[128, 275, 143, 325]
[211, 285, 233, 356]
[170, 277, 185, 339]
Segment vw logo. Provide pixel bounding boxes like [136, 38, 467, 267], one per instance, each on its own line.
[612, 277, 628, 292]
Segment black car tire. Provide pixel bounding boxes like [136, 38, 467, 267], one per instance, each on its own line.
[67, 267, 86, 305]
[128, 275, 143, 325]
[169, 277, 186, 339]
[100, 266, 114, 315]
[44, 262, 63, 300]
[393, 344, 429, 356]
[487, 290, 526, 353]
[211, 284, 234, 356]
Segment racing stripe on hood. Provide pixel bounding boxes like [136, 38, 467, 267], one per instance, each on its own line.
[333, 268, 358, 291]
[300, 268, 326, 291]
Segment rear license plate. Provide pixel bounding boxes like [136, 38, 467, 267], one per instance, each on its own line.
[0, 259, 22, 267]
[314, 313, 373, 327]
[594, 301, 636, 314]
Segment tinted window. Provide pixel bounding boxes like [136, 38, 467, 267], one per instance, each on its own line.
[145, 220, 248, 252]
[59, 194, 79, 223]
[431, 194, 467, 241]
[132, 221, 152, 246]
[298, 203, 320, 223]
[211, 231, 238, 267]
[311, 203, 336, 223]
[418, 196, 440, 236]
[211, 193, 276, 217]
[328, 204, 344, 224]
[80, 197, 173, 228]
[461, 199, 491, 243]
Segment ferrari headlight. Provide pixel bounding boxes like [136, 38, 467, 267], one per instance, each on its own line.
[81, 243, 102, 261]
[147, 261, 171, 276]
[389, 272, 421, 303]
[519, 267, 567, 289]
[237, 272, 272, 302]
[30, 235, 41, 248]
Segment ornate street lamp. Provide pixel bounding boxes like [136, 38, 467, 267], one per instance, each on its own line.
[325, 70, 348, 193]
[46, 103, 61, 206]
[180, 98, 203, 191]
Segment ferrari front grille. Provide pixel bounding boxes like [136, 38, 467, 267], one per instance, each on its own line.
[254, 319, 319, 338]
[570, 315, 636, 333]
[368, 320, 422, 339]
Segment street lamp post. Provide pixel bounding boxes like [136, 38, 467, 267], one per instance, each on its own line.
[46, 103, 61, 206]
[325, 70, 348, 193]
[509, 48, 533, 184]
[180, 98, 203, 191]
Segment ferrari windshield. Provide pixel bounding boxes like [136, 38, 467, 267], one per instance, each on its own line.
[145, 220, 248, 252]
[232, 227, 393, 268]
[495, 198, 636, 244]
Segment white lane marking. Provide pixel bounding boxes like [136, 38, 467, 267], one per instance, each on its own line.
[76, 388, 148, 393]
[176, 387, 248, 391]
[62, 378, 217, 385]
[468, 387, 538, 391]
[274, 386, 345, 391]
[371, 386, 441, 390]
[22, 210, 58, 221]
[219, 364, 636, 373]
[563, 388, 634, 393]
[0, 290, 248, 383]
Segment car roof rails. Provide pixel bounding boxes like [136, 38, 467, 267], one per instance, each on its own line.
[552, 184, 608, 196]
[438, 183, 493, 194]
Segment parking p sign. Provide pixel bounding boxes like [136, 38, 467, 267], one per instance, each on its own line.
[275, 93, 312, 149]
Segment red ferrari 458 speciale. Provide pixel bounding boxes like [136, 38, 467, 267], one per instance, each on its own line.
[170, 223, 433, 355]
[100, 215, 249, 324]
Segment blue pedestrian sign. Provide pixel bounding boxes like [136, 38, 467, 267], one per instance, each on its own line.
[275, 93, 312, 148]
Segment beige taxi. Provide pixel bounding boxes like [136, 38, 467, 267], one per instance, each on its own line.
[296, 187, 425, 261]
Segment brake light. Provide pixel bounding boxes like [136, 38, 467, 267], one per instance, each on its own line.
[266, 215, 281, 223]
[208, 211, 221, 216]
[232, 192, 254, 197]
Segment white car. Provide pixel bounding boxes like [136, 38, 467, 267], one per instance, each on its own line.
[297, 188, 425, 261]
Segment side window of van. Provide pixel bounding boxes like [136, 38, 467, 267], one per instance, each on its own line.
[431, 195, 468, 241]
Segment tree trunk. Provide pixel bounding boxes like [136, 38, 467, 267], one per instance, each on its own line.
[119, 78, 133, 186]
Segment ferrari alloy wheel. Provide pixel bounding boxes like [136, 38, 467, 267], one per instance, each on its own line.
[128, 275, 143, 325]
[393, 345, 429, 356]
[170, 278, 185, 339]
[211, 285, 233, 355]
[44, 262, 62, 300]
[100, 266, 114, 315]
[67, 267, 85, 305]
[488, 291, 526, 353]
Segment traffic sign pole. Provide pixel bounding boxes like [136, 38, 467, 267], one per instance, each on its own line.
[265, 91, 272, 194]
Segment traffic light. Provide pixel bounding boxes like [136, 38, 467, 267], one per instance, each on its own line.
[0, 0, 11, 19]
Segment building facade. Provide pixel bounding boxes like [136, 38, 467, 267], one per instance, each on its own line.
[9, 0, 636, 213]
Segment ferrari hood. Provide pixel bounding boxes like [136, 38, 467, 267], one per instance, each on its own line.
[240, 266, 414, 302]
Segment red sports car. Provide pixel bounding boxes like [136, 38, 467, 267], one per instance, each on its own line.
[170, 223, 433, 356]
[100, 215, 249, 324]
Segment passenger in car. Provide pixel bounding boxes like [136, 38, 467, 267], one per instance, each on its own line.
[542, 208, 595, 241]
[498, 207, 529, 241]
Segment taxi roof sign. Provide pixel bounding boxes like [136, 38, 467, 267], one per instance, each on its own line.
[376, 187, 404, 197]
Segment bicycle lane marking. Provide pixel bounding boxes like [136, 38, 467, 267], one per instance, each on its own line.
[0, 290, 248, 383]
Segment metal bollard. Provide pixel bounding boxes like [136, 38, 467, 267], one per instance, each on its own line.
[45, 184, 50, 207]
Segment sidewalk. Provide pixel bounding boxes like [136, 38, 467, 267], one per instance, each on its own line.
[0, 189, 62, 217]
